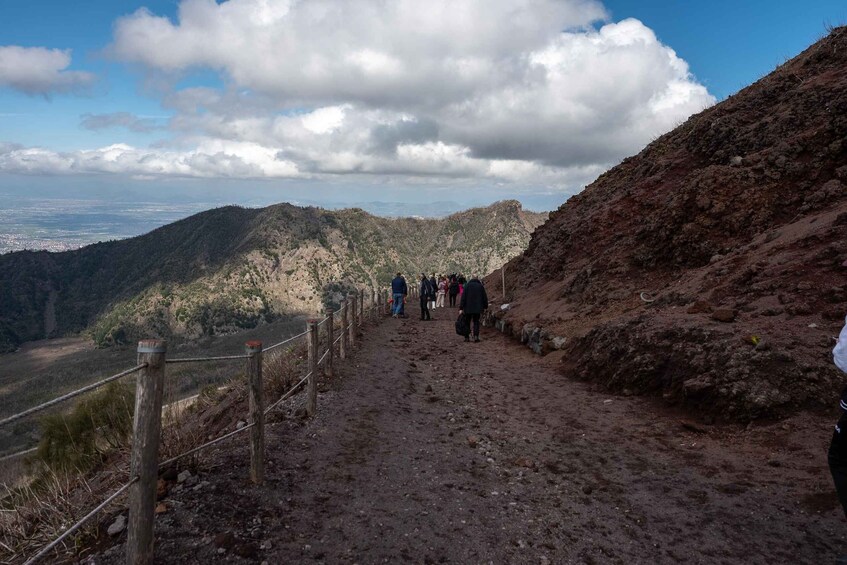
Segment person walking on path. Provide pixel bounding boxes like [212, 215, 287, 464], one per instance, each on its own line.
[429, 274, 438, 310]
[448, 276, 459, 308]
[436, 276, 447, 308]
[828, 313, 847, 527]
[391, 272, 408, 318]
[419, 273, 434, 321]
[459, 274, 488, 342]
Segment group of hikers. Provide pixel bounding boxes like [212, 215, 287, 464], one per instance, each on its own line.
[383, 270, 847, 561]
[390, 271, 489, 342]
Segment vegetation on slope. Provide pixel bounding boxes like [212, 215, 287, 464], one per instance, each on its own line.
[0, 200, 545, 351]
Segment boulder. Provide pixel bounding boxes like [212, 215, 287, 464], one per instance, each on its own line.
[711, 309, 737, 323]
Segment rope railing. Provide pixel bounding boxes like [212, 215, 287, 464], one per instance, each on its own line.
[0, 363, 147, 428]
[158, 424, 255, 470]
[263, 329, 309, 353]
[165, 354, 249, 364]
[0, 447, 38, 463]
[24, 477, 137, 565]
[15, 287, 391, 564]
[264, 372, 311, 415]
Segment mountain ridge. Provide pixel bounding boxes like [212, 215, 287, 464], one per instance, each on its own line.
[0, 200, 546, 352]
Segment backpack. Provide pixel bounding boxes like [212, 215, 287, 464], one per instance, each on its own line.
[455, 313, 470, 337]
[421, 279, 432, 298]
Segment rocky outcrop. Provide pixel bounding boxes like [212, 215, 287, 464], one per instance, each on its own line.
[486, 27, 847, 421]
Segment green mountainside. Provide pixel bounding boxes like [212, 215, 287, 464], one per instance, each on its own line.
[0, 200, 546, 351]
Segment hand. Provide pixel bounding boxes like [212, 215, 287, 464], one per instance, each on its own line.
[459, 310, 463, 314]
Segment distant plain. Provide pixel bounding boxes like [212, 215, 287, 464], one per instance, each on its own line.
[0, 196, 215, 253]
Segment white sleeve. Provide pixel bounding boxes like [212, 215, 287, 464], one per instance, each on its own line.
[835, 315, 847, 373]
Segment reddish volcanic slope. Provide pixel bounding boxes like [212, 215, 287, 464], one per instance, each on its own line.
[490, 26, 847, 421]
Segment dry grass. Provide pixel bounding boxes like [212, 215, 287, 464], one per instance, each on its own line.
[0, 464, 130, 564]
[264, 341, 308, 401]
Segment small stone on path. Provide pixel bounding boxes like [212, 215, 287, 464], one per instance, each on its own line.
[107, 515, 126, 537]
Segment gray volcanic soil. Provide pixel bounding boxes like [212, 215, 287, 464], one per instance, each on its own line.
[87, 314, 844, 564]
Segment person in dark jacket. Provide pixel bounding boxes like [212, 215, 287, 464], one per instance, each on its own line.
[459, 275, 488, 342]
[448, 276, 460, 308]
[391, 272, 407, 318]
[429, 274, 438, 310]
[419, 273, 434, 320]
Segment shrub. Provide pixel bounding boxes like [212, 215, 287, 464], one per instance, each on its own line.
[35, 382, 134, 474]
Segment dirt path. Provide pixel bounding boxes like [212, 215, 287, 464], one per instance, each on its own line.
[96, 313, 846, 564]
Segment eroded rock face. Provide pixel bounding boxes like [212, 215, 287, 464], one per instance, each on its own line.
[486, 27, 847, 421]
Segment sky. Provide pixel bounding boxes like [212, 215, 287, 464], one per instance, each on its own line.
[0, 0, 844, 212]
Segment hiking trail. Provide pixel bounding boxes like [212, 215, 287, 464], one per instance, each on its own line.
[93, 314, 844, 564]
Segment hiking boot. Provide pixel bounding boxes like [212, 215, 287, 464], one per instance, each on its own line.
[474, 336, 480, 343]
[464, 336, 470, 342]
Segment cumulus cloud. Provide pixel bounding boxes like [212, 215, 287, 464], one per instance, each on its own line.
[110, 0, 608, 108]
[0, 46, 94, 95]
[80, 112, 161, 133]
[1, 1, 716, 195]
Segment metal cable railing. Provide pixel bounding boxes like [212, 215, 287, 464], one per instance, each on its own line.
[0, 363, 147, 428]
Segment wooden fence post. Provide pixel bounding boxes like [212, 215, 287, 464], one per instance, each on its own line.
[245, 340, 264, 485]
[372, 290, 378, 321]
[128, 339, 166, 565]
[348, 293, 357, 348]
[325, 309, 334, 377]
[340, 299, 348, 360]
[306, 320, 318, 417]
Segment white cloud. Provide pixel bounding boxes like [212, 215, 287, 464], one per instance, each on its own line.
[0, 1, 717, 197]
[0, 46, 94, 95]
[110, 0, 609, 107]
[0, 141, 297, 178]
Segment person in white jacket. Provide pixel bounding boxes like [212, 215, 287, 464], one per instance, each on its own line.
[828, 314, 847, 526]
